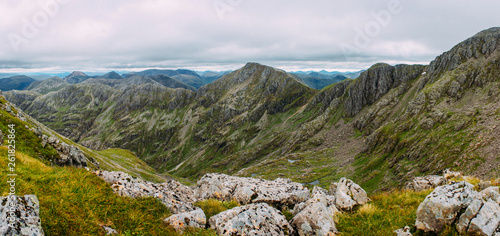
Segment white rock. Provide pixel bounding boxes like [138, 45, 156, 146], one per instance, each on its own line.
[196, 173, 309, 208]
[394, 226, 412, 236]
[0, 195, 45, 236]
[415, 181, 477, 232]
[291, 188, 338, 236]
[164, 208, 207, 233]
[209, 203, 293, 236]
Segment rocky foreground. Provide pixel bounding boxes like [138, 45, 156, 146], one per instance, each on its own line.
[2, 169, 500, 235]
[94, 171, 369, 235]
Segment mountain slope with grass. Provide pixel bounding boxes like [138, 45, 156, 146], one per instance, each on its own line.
[5, 28, 500, 195]
[0, 93, 220, 235]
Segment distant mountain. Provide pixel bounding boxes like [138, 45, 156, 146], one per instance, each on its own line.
[149, 74, 196, 91]
[26, 77, 69, 94]
[96, 71, 123, 80]
[293, 72, 348, 89]
[81, 74, 196, 91]
[123, 69, 205, 88]
[64, 71, 90, 84]
[0, 75, 35, 91]
[200, 71, 232, 84]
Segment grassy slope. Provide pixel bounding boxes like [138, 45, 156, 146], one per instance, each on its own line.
[0, 147, 217, 235]
[0, 96, 215, 235]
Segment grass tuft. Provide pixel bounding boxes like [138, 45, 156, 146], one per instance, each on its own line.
[194, 199, 239, 220]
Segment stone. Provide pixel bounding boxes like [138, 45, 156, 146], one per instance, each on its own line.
[394, 226, 412, 236]
[47, 136, 56, 144]
[478, 181, 493, 191]
[291, 202, 337, 236]
[102, 226, 118, 235]
[164, 208, 207, 233]
[5, 105, 11, 113]
[405, 175, 447, 191]
[415, 181, 477, 232]
[329, 178, 369, 210]
[209, 203, 294, 236]
[468, 199, 500, 236]
[457, 187, 500, 235]
[443, 169, 461, 180]
[291, 188, 338, 236]
[0, 130, 3, 146]
[41, 135, 48, 147]
[0, 195, 45, 236]
[96, 171, 201, 217]
[195, 173, 309, 209]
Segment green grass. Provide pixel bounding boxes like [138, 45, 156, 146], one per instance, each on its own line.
[0, 147, 217, 236]
[97, 148, 166, 183]
[194, 199, 239, 220]
[335, 189, 459, 236]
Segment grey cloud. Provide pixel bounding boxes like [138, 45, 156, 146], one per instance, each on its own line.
[1, 0, 499, 73]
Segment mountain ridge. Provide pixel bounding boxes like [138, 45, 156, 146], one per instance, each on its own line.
[5, 27, 500, 192]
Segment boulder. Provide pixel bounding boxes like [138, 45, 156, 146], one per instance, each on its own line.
[209, 203, 293, 236]
[329, 178, 369, 210]
[457, 187, 500, 236]
[291, 187, 338, 236]
[405, 175, 447, 191]
[164, 208, 207, 233]
[0, 130, 3, 145]
[415, 181, 477, 232]
[0, 195, 44, 236]
[196, 173, 309, 208]
[96, 171, 198, 214]
[97, 171, 207, 232]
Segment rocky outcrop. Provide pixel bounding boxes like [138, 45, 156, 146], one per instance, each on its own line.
[415, 181, 477, 232]
[457, 187, 500, 236]
[164, 208, 207, 233]
[405, 175, 447, 191]
[96, 171, 197, 213]
[95, 171, 206, 232]
[426, 27, 500, 84]
[291, 187, 338, 236]
[0, 129, 3, 145]
[195, 173, 310, 209]
[0, 195, 44, 236]
[329, 177, 369, 210]
[39, 134, 89, 167]
[209, 203, 293, 236]
[344, 63, 425, 117]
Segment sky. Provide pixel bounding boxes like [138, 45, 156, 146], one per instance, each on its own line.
[1, 0, 500, 73]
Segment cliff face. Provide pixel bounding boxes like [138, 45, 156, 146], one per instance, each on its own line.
[5, 28, 500, 191]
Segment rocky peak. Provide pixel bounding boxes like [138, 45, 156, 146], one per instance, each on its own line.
[195, 63, 313, 122]
[64, 71, 90, 84]
[66, 71, 87, 77]
[427, 27, 500, 80]
[100, 71, 123, 80]
[344, 63, 425, 117]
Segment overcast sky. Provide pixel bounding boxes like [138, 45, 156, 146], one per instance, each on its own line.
[1, 0, 499, 73]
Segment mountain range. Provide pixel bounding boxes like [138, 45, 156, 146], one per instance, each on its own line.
[4, 27, 500, 193]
